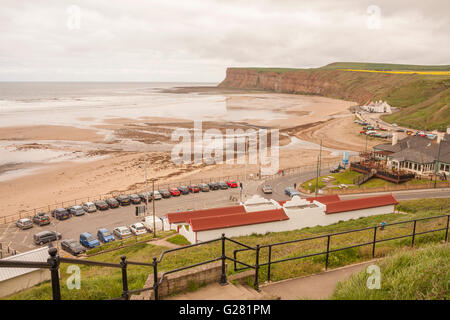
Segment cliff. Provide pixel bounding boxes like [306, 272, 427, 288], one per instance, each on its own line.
[218, 67, 450, 130]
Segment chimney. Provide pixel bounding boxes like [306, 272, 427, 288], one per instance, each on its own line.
[392, 132, 398, 146]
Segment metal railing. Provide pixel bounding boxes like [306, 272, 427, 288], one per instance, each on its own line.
[234, 214, 449, 287]
[1, 215, 448, 299]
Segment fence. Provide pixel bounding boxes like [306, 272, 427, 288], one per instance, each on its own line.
[0, 243, 17, 259]
[0, 214, 448, 300]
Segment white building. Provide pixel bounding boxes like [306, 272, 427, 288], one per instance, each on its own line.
[163, 194, 398, 244]
[361, 100, 392, 113]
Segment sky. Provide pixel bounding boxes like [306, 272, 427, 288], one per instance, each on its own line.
[0, 0, 449, 82]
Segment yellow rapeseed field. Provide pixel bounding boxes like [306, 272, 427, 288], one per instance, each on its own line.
[338, 69, 450, 75]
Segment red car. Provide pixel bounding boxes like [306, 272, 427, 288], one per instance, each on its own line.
[189, 185, 200, 193]
[169, 188, 181, 196]
[226, 180, 238, 188]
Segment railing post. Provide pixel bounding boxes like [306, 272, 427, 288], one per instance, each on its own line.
[233, 250, 237, 271]
[254, 245, 260, 291]
[411, 220, 417, 247]
[445, 215, 449, 242]
[47, 247, 61, 300]
[153, 257, 159, 300]
[220, 233, 227, 285]
[267, 245, 272, 282]
[325, 235, 331, 270]
[372, 226, 377, 258]
[120, 255, 129, 300]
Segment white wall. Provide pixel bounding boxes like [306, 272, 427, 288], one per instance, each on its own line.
[193, 205, 395, 243]
[178, 225, 196, 244]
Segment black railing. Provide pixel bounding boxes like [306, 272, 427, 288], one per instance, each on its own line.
[0, 214, 448, 299]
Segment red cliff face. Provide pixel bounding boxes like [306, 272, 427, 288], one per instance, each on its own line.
[218, 67, 416, 105]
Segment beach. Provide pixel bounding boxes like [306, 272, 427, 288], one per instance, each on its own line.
[0, 83, 377, 216]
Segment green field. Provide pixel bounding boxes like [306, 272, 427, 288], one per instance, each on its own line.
[332, 243, 449, 300]
[321, 62, 450, 72]
[5, 197, 449, 300]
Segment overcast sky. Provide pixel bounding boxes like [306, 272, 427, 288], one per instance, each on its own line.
[0, 0, 448, 82]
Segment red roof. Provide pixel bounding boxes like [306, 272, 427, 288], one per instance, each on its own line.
[190, 209, 289, 232]
[166, 205, 245, 224]
[306, 195, 341, 204]
[325, 194, 398, 214]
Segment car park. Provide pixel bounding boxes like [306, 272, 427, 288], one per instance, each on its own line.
[61, 239, 86, 256]
[262, 185, 272, 194]
[189, 185, 200, 193]
[34, 231, 61, 245]
[82, 202, 97, 213]
[138, 192, 152, 203]
[32, 213, 50, 226]
[97, 228, 115, 243]
[152, 191, 162, 200]
[159, 189, 171, 198]
[199, 183, 210, 192]
[16, 218, 33, 230]
[69, 205, 85, 216]
[116, 195, 131, 206]
[218, 181, 228, 189]
[130, 194, 142, 204]
[79, 232, 100, 248]
[169, 188, 181, 196]
[226, 180, 238, 188]
[106, 198, 120, 208]
[130, 222, 147, 236]
[113, 226, 132, 239]
[208, 182, 219, 190]
[95, 200, 109, 211]
[51, 208, 71, 220]
[177, 186, 190, 195]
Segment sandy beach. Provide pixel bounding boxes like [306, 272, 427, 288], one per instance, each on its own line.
[0, 85, 374, 217]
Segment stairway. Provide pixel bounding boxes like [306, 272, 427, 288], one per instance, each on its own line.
[354, 169, 376, 186]
[166, 283, 277, 300]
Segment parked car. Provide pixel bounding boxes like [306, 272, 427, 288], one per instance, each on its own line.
[116, 195, 131, 206]
[97, 228, 115, 243]
[95, 200, 110, 211]
[69, 205, 85, 216]
[208, 182, 220, 190]
[218, 181, 228, 189]
[82, 202, 97, 213]
[285, 187, 300, 197]
[175, 186, 187, 195]
[61, 239, 86, 256]
[34, 230, 61, 245]
[106, 198, 120, 208]
[113, 226, 132, 239]
[16, 218, 33, 230]
[138, 192, 152, 203]
[262, 185, 272, 194]
[169, 188, 181, 196]
[130, 222, 147, 236]
[51, 208, 70, 220]
[199, 183, 210, 192]
[152, 191, 162, 200]
[226, 180, 238, 188]
[189, 185, 200, 193]
[32, 213, 50, 226]
[79, 232, 100, 248]
[177, 186, 189, 195]
[129, 194, 142, 204]
[159, 189, 171, 198]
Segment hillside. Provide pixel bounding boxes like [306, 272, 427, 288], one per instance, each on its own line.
[218, 63, 450, 131]
[332, 243, 449, 300]
[321, 62, 450, 72]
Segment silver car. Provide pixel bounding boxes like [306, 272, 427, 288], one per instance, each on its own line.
[262, 185, 273, 194]
[82, 202, 97, 213]
[16, 218, 33, 230]
[113, 226, 132, 239]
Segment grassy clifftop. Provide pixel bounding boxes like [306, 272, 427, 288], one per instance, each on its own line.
[220, 62, 450, 131]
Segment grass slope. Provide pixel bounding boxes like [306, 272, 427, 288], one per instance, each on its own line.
[331, 243, 449, 300]
[5, 198, 449, 300]
[321, 62, 450, 72]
